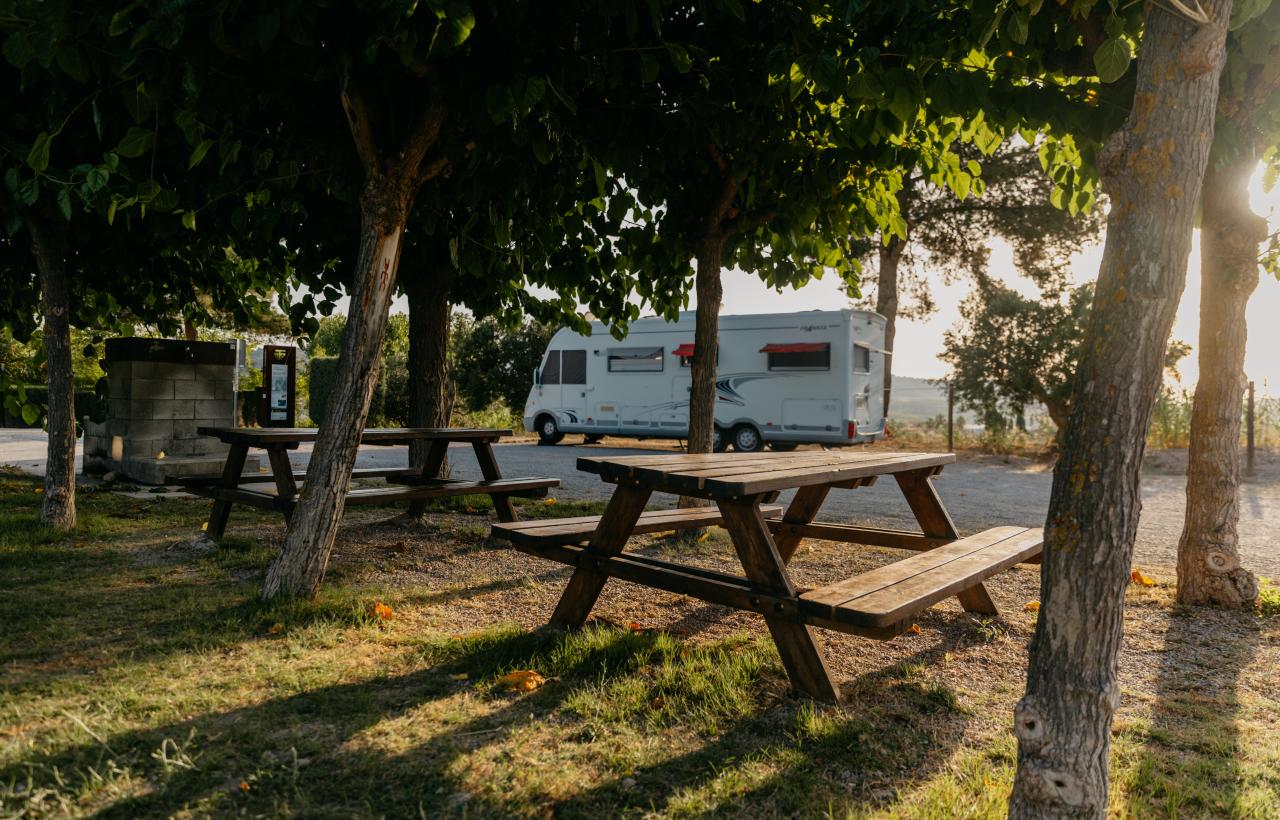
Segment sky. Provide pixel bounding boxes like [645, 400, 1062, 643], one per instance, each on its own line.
[372, 164, 1280, 391]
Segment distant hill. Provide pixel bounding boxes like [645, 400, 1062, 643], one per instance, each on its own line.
[888, 375, 948, 422]
[887, 374, 1052, 429]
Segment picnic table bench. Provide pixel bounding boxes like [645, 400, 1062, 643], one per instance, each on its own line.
[179, 427, 557, 539]
[491, 450, 1042, 702]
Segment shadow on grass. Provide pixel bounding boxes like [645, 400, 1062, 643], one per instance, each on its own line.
[8, 619, 980, 818]
[1124, 604, 1265, 816]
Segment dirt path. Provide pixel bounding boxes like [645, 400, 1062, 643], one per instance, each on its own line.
[2, 429, 1276, 577]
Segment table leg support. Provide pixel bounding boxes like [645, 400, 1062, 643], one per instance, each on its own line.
[472, 440, 517, 523]
[773, 485, 830, 564]
[548, 483, 651, 629]
[895, 468, 998, 615]
[718, 498, 840, 703]
[267, 446, 298, 524]
[206, 443, 248, 541]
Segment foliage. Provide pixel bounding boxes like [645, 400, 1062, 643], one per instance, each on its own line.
[452, 316, 555, 416]
[855, 140, 1105, 320]
[942, 280, 1093, 435]
[305, 315, 408, 360]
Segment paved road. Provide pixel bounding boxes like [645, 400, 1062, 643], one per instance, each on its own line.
[3, 430, 1276, 576]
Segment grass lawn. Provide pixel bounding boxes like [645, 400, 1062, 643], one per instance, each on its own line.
[1, 469, 1277, 818]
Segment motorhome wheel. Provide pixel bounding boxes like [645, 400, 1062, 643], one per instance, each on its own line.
[731, 424, 763, 452]
[536, 414, 565, 445]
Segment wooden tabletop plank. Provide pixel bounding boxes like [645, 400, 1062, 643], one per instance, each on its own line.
[603, 451, 894, 491]
[579, 450, 954, 497]
[578, 450, 945, 484]
[197, 427, 512, 446]
[701, 453, 953, 496]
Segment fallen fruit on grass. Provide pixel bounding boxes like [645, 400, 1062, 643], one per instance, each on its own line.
[1024, 601, 1040, 612]
[545, 497, 558, 505]
[239, 780, 250, 792]
[266, 622, 284, 635]
[496, 670, 546, 692]
[1130, 569, 1155, 587]
[371, 601, 394, 621]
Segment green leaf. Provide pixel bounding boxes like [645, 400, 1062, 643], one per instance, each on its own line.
[150, 189, 179, 212]
[27, 132, 52, 173]
[952, 171, 972, 200]
[108, 5, 137, 36]
[887, 84, 915, 124]
[17, 178, 38, 206]
[188, 139, 214, 169]
[1006, 11, 1030, 46]
[56, 188, 72, 220]
[1093, 38, 1132, 83]
[666, 43, 692, 73]
[106, 198, 118, 225]
[116, 127, 154, 159]
[593, 160, 607, 198]
[21, 404, 39, 426]
[84, 166, 109, 192]
[3, 32, 34, 68]
[1230, 0, 1271, 29]
[182, 210, 197, 230]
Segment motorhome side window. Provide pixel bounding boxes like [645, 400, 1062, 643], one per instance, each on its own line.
[561, 350, 587, 384]
[607, 346, 664, 373]
[673, 343, 716, 368]
[852, 343, 871, 373]
[762, 342, 830, 371]
[540, 350, 561, 384]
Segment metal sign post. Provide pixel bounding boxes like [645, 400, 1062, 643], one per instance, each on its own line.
[260, 345, 297, 428]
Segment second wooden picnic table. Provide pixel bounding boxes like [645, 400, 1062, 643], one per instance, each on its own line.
[180, 427, 557, 540]
[492, 449, 1042, 702]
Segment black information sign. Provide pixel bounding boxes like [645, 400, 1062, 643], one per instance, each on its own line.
[260, 345, 297, 428]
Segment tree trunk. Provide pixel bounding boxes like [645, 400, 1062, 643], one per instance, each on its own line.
[1175, 143, 1263, 608]
[404, 264, 455, 518]
[261, 177, 413, 600]
[1009, 4, 1231, 817]
[686, 236, 724, 455]
[677, 236, 725, 514]
[875, 234, 904, 419]
[29, 215, 76, 531]
[183, 317, 198, 342]
[875, 180, 911, 419]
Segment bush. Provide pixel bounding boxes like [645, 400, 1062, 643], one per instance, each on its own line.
[307, 357, 341, 424]
[308, 353, 410, 426]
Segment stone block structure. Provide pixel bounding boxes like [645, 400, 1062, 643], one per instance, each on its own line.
[83, 338, 259, 484]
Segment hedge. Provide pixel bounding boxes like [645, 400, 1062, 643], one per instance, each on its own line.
[308, 355, 408, 426]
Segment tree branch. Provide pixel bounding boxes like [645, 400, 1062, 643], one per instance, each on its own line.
[405, 70, 447, 185]
[339, 51, 378, 173]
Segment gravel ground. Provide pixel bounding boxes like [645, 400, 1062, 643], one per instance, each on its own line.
[2, 428, 1277, 576]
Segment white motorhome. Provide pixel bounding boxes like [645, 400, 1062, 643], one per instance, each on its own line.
[523, 309, 887, 451]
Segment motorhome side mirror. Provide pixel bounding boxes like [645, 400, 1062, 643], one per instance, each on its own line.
[533, 368, 541, 386]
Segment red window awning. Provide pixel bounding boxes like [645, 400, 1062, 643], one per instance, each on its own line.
[672, 343, 696, 357]
[760, 342, 829, 353]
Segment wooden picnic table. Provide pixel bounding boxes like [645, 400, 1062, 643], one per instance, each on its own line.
[492, 450, 1042, 702]
[181, 427, 557, 540]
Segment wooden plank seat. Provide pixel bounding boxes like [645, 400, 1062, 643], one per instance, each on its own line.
[491, 504, 785, 548]
[494, 520, 1038, 642]
[799, 526, 1043, 632]
[175, 467, 415, 487]
[183, 476, 558, 511]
